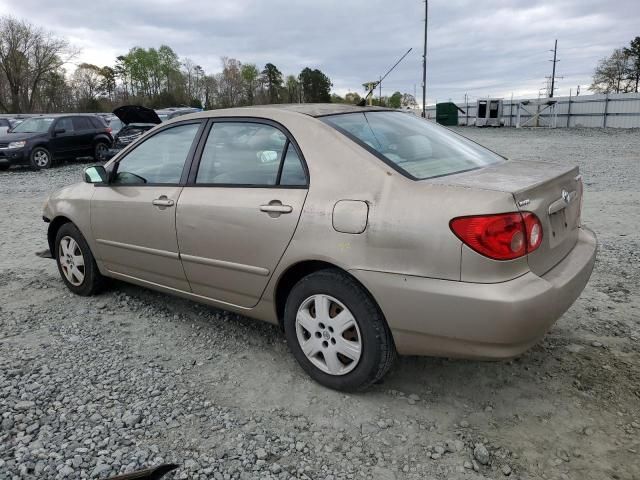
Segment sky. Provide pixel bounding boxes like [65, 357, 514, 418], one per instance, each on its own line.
[0, 0, 638, 104]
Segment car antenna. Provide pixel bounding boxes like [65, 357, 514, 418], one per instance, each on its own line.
[358, 48, 413, 107]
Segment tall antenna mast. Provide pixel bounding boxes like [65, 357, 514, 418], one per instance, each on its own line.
[422, 0, 429, 117]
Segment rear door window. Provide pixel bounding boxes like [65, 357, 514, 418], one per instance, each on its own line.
[196, 122, 288, 186]
[72, 117, 92, 130]
[323, 111, 503, 180]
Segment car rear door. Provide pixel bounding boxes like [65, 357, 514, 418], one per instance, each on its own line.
[176, 119, 309, 308]
[71, 117, 95, 155]
[91, 120, 205, 290]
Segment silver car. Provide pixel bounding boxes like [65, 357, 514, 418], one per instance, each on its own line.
[42, 104, 597, 391]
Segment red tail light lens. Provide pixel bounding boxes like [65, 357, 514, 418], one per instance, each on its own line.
[107, 127, 113, 134]
[450, 212, 543, 260]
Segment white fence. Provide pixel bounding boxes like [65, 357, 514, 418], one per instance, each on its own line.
[420, 92, 640, 128]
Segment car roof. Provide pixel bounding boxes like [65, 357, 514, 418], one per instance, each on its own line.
[243, 103, 392, 117]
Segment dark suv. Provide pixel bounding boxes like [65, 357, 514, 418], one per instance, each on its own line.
[0, 114, 113, 170]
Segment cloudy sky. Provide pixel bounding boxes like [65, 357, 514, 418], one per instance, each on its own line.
[0, 0, 638, 103]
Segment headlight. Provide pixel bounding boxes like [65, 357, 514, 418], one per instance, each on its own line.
[8, 141, 26, 149]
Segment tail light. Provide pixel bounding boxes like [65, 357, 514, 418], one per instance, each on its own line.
[450, 212, 543, 260]
[106, 127, 112, 134]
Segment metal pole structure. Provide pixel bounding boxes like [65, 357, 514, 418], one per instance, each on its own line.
[422, 0, 428, 118]
[510, 92, 513, 127]
[550, 39, 558, 98]
[379, 76, 382, 105]
[603, 93, 609, 128]
[567, 88, 572, 128]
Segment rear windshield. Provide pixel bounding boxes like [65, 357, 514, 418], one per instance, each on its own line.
[322, 111, 503, 180]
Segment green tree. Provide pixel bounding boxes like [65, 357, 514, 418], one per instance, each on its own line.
[241, 63, 259, 105]
[388, 91, 402, 108]
[261, 63, 283, 103]
[298, 68, 332, 103]
[624, 36, 640, 93]
[285, 74, 299, 103]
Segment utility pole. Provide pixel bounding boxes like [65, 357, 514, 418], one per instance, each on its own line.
[422, 0, 428, 117]
[379, 76, 382, 105]
[549, 39, 559, 98]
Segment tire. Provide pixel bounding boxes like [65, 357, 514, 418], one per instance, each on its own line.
[30, 146, 52, 169]
[55, 223, 105, 296]
[94, 141, 109, 162]
[284, 269, 396, 391]
[0, 164, 9, 171]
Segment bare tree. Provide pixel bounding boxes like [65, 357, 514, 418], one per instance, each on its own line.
[590, 48, 632, 94]
[0, 16, 77, 112]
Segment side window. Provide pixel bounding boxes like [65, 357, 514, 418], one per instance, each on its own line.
[72, 117, 92, 130]
[56, 118, 74, 132]
[280, 144, 307, 186]
[196, 122, 287, 185]
[113, 123, 200, 185]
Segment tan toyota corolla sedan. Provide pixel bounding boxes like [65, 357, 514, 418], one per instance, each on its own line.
[42, 104, 597, 390]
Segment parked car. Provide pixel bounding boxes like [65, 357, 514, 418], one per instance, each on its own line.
[155, 107, 202, 122]
[0, 117, 12, 135]
[0, 114, 112, 170]
[42, 104, 596, 390]
[103, 105, 162, 160]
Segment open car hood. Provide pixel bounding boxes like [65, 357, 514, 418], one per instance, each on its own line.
[113, 105, 161, 125]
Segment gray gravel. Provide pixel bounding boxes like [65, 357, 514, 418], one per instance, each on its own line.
[1, 127, 639, 480]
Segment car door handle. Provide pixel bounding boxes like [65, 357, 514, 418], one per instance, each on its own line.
[152, 197, 175, 207]
[260, 204, 293, 214]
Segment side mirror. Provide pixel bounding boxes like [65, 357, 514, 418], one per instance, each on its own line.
[54, 128, 66, 135]
[84, 165, 108, 184]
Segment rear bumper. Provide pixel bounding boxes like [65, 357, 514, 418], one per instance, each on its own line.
[350, 227, 597, 359]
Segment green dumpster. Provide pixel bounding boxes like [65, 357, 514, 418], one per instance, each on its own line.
[436, 102, 460, 126]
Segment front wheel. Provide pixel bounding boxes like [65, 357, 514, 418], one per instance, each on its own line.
[284, 269, 396, 391]
[55, 223, 105, 296]
[30, 147, 52, 169]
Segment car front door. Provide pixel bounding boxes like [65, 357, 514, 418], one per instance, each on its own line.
[49, 117, 75, 157]
[91, 121, 204, 290]
[176, 119, 309, 308]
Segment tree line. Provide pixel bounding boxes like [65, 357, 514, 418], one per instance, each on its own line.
[590, 36, 640, 94]
[0, 16, 416, 114]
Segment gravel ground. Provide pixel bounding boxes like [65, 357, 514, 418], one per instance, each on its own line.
[1, 127, 639, 480]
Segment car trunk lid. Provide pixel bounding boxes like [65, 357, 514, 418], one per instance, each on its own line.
[433, 160, 582, 275]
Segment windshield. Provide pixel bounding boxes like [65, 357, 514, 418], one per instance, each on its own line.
[12, 117, 55, 133]
[323, 111, 504, 180]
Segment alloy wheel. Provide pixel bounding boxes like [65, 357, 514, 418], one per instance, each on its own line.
[58, 236, 85, 286]
[33, 150, 49, 167]
[295, 294, 362, 376]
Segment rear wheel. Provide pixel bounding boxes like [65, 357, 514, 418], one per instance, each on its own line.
[55, 223, 105, 296]
[0, 164, 9, 171]
[94, 141, 109, 161]
[30, 147, 52, 169]
[284, 269, 396, 391]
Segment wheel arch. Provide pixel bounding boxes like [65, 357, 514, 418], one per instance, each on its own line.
[47, 216, 73, 256]
[273, 260, 384, 330]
